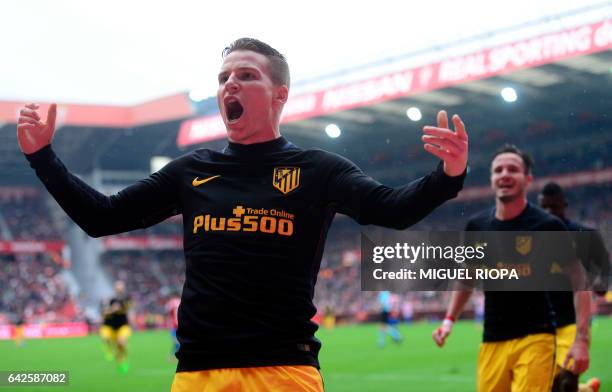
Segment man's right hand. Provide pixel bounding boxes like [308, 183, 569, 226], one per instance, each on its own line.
[16, 103, 57, 154]
[432, 318, 454, 347]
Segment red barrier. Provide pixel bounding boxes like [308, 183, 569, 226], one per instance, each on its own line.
[0, 322, 88, 340]
[0, 241, 65, 253]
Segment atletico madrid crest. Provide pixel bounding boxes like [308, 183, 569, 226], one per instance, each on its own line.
[273, 167, 300, 194]
[515, 235, 532, 256]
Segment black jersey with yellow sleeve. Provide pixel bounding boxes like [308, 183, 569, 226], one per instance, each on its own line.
[102, 296, 130, 329]
[465, 203, 573, 342]
[26, 136, 464, 371]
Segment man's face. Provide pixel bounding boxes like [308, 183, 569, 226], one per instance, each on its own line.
[538, 194, 566, 219]
[490, 152, 532, 203]
[217, 50, 287, 144]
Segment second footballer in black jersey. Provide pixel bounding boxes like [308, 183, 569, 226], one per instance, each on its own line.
[433, 145, 591, 392]
[465, 203, 574, 342]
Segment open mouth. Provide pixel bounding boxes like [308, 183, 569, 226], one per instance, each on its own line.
[225, 98, 244, 122]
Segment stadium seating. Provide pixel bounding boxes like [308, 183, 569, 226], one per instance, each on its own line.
[0, 194, 63, 240]
[0, 253, 78, 323]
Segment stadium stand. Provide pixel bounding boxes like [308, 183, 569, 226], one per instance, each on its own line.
[0, 193, 63, 240]
[0, 253, 78, 323]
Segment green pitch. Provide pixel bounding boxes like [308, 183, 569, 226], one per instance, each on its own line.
[0, 317, 610, 392]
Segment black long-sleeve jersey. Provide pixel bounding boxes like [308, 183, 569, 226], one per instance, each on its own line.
[465, 203, 573, 342]
[26, 136, 465, 371]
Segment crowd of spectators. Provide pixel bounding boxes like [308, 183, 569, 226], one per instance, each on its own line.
[0, 194, 62, 240]
[0, 253, 77, 324]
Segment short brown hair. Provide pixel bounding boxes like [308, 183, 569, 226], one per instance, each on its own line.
[222, 38, 290, 88]
[492, 144, 533, 174]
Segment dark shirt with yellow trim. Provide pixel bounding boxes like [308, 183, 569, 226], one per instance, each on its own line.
[101, 297, 131, 330]
[548, 219, 609, 328]
[465, 203, 574, 342]
[26, 136, 465, 372]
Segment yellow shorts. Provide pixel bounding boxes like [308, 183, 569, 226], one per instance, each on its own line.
[99, 325, 131, 342]
[171, 365, 324, 392]
[555, 324, 577, 370]
[477, 333, 555, 392]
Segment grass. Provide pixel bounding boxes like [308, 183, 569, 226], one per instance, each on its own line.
[0, 317, 610, 391]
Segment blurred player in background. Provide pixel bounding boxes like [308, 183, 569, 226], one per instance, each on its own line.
[166, 292, 181, 361]
[433, 145, 591, 392]
[401, 295, 414, 325]
[13, 313, 25, 347]
[538, 182, 610, 295]
[322, 303, 336, 330]
[538, 182, 607, 392]
[378, 291, 402, 347]
[100, 280, 132, 373]
[17, 37, 468, 391]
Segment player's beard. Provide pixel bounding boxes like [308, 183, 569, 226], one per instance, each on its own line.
[496, 186, 525, 203]
[498, 193, 521, 203]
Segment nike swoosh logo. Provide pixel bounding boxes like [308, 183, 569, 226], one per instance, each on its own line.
[192, 175, 221, 187]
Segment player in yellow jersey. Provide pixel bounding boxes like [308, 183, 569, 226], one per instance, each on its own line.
[100, 280, 132, 373]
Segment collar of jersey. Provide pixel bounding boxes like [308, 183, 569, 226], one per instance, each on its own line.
[224, 136, 293, 156]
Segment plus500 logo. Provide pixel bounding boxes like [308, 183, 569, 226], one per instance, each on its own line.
[192, 206, 294, 236]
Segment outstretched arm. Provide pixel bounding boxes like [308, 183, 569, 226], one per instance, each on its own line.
[17, 103, 180, 237]
[326, 110, 468, 229]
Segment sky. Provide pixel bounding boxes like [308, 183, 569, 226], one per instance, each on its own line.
[1, 0, 610, 105]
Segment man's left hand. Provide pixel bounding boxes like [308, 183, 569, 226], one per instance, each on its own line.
[422, 110, 469, 177]
[563, 338, 590, 375]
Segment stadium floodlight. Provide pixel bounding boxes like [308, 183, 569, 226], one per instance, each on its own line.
[325, 124, 341, 138]
[500, 87, 518, 103]
[406, 107, 422, 121]
[150, 156, 172, 173]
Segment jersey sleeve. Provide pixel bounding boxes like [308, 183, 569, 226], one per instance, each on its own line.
[322, 152, 465, 229]
[25, 145, 181, 237]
